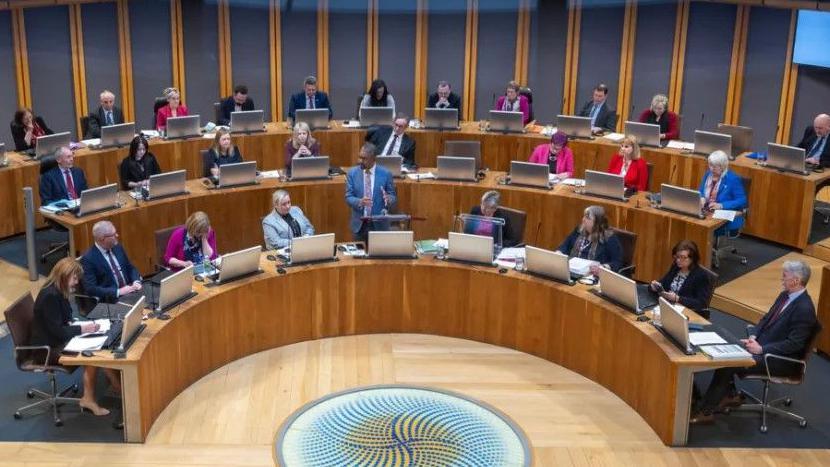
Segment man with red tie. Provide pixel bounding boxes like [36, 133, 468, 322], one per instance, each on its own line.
[690, 260, 818, 424]
[80, 220, 142, 303]
[39, 146, 88, 205]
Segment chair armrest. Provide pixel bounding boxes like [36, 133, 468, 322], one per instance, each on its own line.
[14, 345, 52, 372]
[618, 264, 635, 277]
[762, 353, 806, 380]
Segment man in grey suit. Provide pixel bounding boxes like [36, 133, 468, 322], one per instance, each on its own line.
[85, 90, 125, 139]
[262, 189, 315, 250]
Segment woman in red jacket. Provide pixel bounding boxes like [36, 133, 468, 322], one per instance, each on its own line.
[607, 136, 648, 192]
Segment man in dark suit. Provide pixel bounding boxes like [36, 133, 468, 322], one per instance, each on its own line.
[365, 114, 417, 168]
[426, 80, 462, 114]
[80, 220, 142, 303]
[577, 83, 617, 133]
[345, 142, 397, 243]
[218, 84, 255, 126]
[798, 113, 830, 167]
[39, 146, 88, 205]
[85, 90, 125, 139]
[287, 76, 333, 121]
[690, 260, 818, 424]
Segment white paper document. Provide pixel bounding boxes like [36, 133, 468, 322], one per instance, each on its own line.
[666, 140, 694, 150]
[343, 120, 362, 128]
[407, 172, 436, 180]
[434, 238, 449, 249]
[80, 138, 101, 146]
[140, 130, 160, 138]
[569, 257, 596, 276]
[495, 248, 525, 269]
[259, 170, 281, 179]
[603, 133, 626, 142]
[64, 335, 108, 352]
[688, 332, 727, 346]
[712, 210, 737, 222]
[561, 178, 584, 186]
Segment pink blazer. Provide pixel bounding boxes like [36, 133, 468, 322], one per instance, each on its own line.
[495, 95, 531, 125]
[528, 143, 574, 177]
[156, 104, 190, 130]
[163, 226, 218, 270]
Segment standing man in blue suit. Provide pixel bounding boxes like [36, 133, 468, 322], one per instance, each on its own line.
[690, 260, 818, 424]
[345, 142, 397, 243]
[698, 150, 747, 234]
[287, 76, 333, 121]
[39, 146, 88, 205]
[80, 220, 142, 303]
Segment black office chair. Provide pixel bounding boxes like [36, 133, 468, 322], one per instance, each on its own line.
[38, 154, 70, 262]
[727, 323, 822, 433]
[697, 265, 719, 320]
[152, 96, 168, 127]
[519, 86, 534, 123]
[213, 102, 222, 124]
[4, 292, 80, 426]
[201, 149, 214, 178]
[646, 162, 655, 192]
[609, 227, 637, 277]
[712, 175, 751, 268]
[499, 206, 527, 247]
[79, 115, 90, 140]
[355, 95, 364, 120]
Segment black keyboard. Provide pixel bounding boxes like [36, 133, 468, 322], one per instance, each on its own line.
[103, 321, 123, 349]
[636, 284, 659, 310]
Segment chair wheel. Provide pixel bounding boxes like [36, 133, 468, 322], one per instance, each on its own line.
[54, 419, 63, 427]
[784, 398, 792, 406]
[800, 420, 807, 428]
[760, 425, 768, 433]
[13, 412, 22, 420]
[723, 407, 731, 414]
[740, 258, 748, 265]
[26, 390, 34, 399]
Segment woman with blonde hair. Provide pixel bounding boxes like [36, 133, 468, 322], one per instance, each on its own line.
[31, 258, 120, 416]
[164, 211, 218, 270]
[155, 87, 189, 131]
[557, 205, 623, 274]
[283, 121, 321, 169]
[607, 135, 649, 192]
[204, 128, 244, 177]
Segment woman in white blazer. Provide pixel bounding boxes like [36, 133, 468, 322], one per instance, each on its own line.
[262, 189, 315, 249]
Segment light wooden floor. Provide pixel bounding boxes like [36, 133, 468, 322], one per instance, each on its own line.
[0, 259, 45, 327]
[1, 334, 828, 466]
[711, 252, 827, 324]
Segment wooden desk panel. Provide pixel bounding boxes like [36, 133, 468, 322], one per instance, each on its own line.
[817, 264, 830, 355]
[43, 173, 722, 282]
[61, 255, 752, 446]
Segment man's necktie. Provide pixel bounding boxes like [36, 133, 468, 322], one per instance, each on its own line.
[307, 96, 314, 109]
[107, 250, 127, 288]
[809, 137, 825, 158]
[63, 169, 77, 199]
[363, 170, 372, 218]
[759, 293, 788, 334]
[707, 176, 720, 205]
[106, 111, 113, 126]
[386, 135, 398, 155]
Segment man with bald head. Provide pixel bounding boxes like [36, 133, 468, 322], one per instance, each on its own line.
[80, 220, 142, 303]
[798, 113, 830, 167]
[39, 146, 88, 205]
[85, 90, 125, 139]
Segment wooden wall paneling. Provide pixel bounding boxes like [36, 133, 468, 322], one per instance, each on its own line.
[562, 0, 580, 115]
[615, 0, 637, 131]
[116, 0, 133, 121]
[668, 0, 689, 116]
[170, 0, 185, 102]
[513, 0, 529, 86]
[366, 0, 378, 89]
[217, 0, 232, 98]
[461, 0, 477, 121]
[316, 0, 329, 92]
[69, 3, 87, 138]
[413, 0, 427, 119]
[776, 9, 797, 144]
[11, 7, 29, 108]
[724, 4, 749, 125]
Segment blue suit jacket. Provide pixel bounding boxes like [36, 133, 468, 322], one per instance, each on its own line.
[39, 166, 88, 205]
[80, 244, 141, 303]
[287, 91, 333, 120]
[698, 169, 747, 231]
[345, 165, 397, 233]
[750, 291, 817, 361]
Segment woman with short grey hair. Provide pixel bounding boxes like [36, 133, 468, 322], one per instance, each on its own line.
[465, 190, 518, 247]
[263, 189, 315, 249]
[698, 150, 747, 233]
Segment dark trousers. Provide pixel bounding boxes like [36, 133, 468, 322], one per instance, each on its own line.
[698, 356, 799, 412]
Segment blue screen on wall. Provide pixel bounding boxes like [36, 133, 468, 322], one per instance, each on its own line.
[794, 10, 830, 68]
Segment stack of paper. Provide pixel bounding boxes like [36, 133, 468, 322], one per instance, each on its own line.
[80, 138, 101, 146]
[604, 133, 626, 142]
[712, 210, 737, 222]
[407, 172, 436, 180]
[688, 332, 727, 346]
[495, 247, 525, 269]
[667, 140, 694, 151]
[569, 257, 596, 276]
[414, 240, 440, 255]
[343, 121, 361, 128]
[699, 344, 752, 360]
[259, 170, 281, 179]
[561, 178, 585, 186]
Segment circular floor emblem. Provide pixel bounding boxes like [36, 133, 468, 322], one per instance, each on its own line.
[275, 385, 530, 466]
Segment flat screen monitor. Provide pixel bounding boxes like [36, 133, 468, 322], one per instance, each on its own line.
[794, 10, 830, 68]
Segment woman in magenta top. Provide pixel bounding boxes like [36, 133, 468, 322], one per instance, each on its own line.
[607, 135, 649, 192]
[164, 211, 218, 270]
[528, 132, 574, 181]
[494, 81, 531, 125]
[156, 87, 189, 132]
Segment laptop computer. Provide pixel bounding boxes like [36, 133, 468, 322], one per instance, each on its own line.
[294, 108, 331, 130]
[376, 155, 403, 178]
[289, 233, 336, 265]
[447, 232, 494, 266]
[33, 132, 72, 159]
[230, 110, 265, 134]
[509, 161, 551, 189]
[216, 161, 257, 188]
[165, 115, 201, 139]
[595, 267, 658, 315]
[557, 115, 593, 139]
[147, 170, 187, 200]
[653, 297, 695, 354]
[213, 246, 262, 284]
[156, 265, 197, 312]
[717, 123, 753, 156]
[659, 184, 703, 218]
[359, 107, 394, 128]
[583, 170, 627, 202]
[367, 231, 416, 258]
[524, 245, 574, 285]
[488, 110, 524, 133]
[0, 142, 7, 167]
[99, 122, 135, 149]
[110, 296, 147, 353]
[76, 183, 119, 217]
[444, 141, 482, 170]
[693, 130, 732, 157]
[765, 143, 808, 175]
[290, 156, 330, 181]
[625, 121, 662, 147]
[423, 108, 459, 130]
[436, 156, 477, 182]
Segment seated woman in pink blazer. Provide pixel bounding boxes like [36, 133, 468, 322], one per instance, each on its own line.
[528, 132, 574, 181]
[164, 211, 218, 270]
[155, 87, 189, 132]
[494, 81, 531, 125]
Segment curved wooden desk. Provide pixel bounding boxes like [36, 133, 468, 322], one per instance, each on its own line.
[42, 171, 723, 282]
[4, 121, 828, 249]
[60, 254, 752, 446]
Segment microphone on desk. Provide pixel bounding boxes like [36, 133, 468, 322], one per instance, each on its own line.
[630, 103, 636, 121]
[492, 93, 498, 110]
[698, 112, 705, 131]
